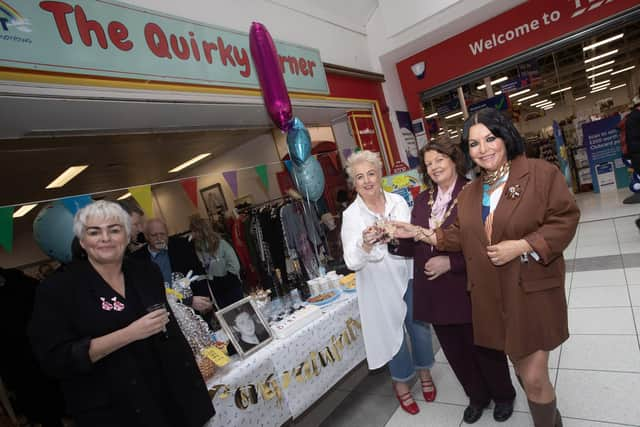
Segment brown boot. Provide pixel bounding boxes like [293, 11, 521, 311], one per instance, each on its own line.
[528, 398, 559, 427]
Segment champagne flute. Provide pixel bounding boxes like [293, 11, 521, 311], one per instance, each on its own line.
[146, 303, 169, 339]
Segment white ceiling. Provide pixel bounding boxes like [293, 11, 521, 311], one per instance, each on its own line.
[267, 0, 379, 34]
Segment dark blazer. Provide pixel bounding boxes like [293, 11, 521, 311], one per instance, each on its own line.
[394, 176, 471, 325]
[437, 156, 580, 359]
[29, 259, 215, 427]
[131, 236, 209, 297]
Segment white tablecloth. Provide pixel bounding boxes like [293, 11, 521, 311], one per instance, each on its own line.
[206, 293, 365, 427]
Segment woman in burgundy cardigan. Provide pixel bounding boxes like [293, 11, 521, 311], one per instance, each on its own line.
[393, 141, 515, 424]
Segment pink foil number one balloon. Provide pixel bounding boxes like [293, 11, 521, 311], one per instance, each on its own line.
[249, 22, 293, 132]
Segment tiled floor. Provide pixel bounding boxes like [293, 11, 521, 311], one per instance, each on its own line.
[299, 190, 640, 426]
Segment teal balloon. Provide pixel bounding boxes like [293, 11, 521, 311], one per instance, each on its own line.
[292, 156, 325, 201]
[286, 117, 311, 166]
[33, 201, 75, 263]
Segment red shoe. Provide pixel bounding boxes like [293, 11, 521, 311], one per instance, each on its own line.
[395, 390, 420, 415]
[421, 378, 437, 402]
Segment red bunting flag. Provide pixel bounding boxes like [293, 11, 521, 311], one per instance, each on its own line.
[180, 178, 198, 208]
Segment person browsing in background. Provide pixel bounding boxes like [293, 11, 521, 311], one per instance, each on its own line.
[117, 200, 146, 253]
[189, 215, 244, 309]
[394, 108, 579, 427]
[340, 150, 435, 416]
[29, 201, 215, 427]
[391, 141, 516, 424]
[131, 218, 213, 314]
[622, 95, 640, 208]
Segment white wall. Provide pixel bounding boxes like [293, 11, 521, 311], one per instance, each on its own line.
[187, 132, 283, 215]
[122, 0, 373, 71]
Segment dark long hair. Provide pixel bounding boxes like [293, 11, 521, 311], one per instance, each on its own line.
[461, 108, 525, 161]
[418, 141, 468, 188]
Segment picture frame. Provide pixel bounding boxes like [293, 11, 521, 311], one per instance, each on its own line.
[200, 183, 227, 218]
[215, 296, 273, 358]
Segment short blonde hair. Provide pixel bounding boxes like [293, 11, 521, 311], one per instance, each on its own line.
[73, 200, 131, 240]
[344, 150, 383, 181]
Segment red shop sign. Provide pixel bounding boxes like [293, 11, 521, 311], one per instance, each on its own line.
[397, 0, 640, 119]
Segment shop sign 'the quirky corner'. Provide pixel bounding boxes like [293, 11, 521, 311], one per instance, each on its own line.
[0, 0, 329, 94]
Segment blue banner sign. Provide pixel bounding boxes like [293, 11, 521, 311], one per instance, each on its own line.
[582, 115, 629, 193]
[0, 0, 329, 94]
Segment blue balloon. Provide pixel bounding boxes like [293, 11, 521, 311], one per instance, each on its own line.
[286, 117, 312, 166]
[33, 200, 75, 263]
[292, 156, 325, 201]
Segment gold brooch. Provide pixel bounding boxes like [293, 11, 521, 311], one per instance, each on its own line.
[506, 184, 522, 199]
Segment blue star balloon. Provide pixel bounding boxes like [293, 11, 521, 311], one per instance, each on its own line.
[286, 117, 312, 167]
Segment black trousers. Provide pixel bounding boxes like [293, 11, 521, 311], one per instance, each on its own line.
[433, 323, 515, 406]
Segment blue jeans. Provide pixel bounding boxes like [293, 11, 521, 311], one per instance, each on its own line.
[388, 279, 435, 382]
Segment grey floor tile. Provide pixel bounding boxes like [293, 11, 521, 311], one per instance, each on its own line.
[320, 392, 399, 427]
[353, 369, 395, 397]
[623, 252, 640, 269]
[385, 401, 465, 427]
[294, 389, 350, 427]
[571, 255, 623, 272]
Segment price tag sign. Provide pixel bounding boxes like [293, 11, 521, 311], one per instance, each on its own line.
[203, 346, 230, 367]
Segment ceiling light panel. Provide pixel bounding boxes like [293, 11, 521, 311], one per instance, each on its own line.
[169, 153, 212, 173]
[582, 33, 623, 51]
[45, 165, 89, 189]
[611, 65, 636, 75]
[584, 49, 618, 64]
[585, 60, 615, 73]
[13, 204, 38, 218]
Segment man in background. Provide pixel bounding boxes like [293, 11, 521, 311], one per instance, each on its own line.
[118, 200, 146, 252]
[132, 218, 213, 314]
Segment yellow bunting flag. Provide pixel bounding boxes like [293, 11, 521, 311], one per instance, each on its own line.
[129, 185, 154, 218]
[203, 346, 230, 367]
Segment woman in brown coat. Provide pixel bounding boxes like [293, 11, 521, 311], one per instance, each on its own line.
[393, 141, 515, 424]
[394, 108, 579, 427]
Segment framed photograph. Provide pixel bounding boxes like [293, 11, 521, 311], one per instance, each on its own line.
[215, 297, 273, 358]
[200, 183, 227, 217]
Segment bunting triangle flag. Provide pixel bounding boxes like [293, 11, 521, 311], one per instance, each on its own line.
[222, 171, 238, 198]
[61, 194, 93, 215]
[342, 148, 353, 159]
[0, 206, 14, 253]
[129, 185, 154, 218]
[180, 178, 198, 207]
[255, 164, 269, 191]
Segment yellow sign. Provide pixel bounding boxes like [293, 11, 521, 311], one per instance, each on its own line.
[165, 288, 184, 300]
[203, 346, 231, 367]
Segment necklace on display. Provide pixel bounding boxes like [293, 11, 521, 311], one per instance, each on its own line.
[482, 161, 511, 185]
